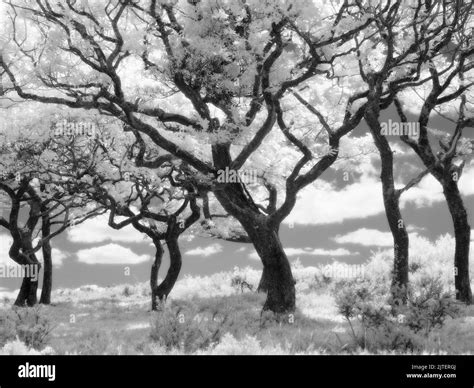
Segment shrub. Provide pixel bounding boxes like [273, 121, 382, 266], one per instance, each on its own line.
[230, 274, 254, 293]
[122, 286, 132, 297]
[149, 303, 222, 353]
[0, 307, 54, 350]
[401, 277, 460, 335]
[75, 329, 115, 355]
[333, 276, 459, 353]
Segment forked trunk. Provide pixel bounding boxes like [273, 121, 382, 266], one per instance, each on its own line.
[14, 264, 40, 307]
[443, 181, 472, 304]
[212, 145, 295, 314]
[155, 235, 182, 302]
[366, 101, 409, 304]
[234, 211, 295, 313]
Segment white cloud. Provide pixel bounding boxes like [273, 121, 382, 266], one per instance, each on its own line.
[38, 248, 69, 268]
[459, 163, 474, 197]
[285, 247, 357, 257]
[284, 160, 474, 227]
[1, 234, 69, 268]
[333, 228, 393, 247]
[248, 247, 357, 261]
[285, 176, 385, 226]
[67, 214, 148, 244]
[407, 225, 426, 233]
[0, 234, 12, 265]
[185, 243, 223, 257]
[332, 228, 429, 248]
[76, 244, 150, 265]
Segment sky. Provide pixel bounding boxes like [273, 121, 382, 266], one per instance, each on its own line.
[0, 109, 473, 295]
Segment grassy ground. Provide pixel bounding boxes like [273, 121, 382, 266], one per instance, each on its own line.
[1, 265, 473, 355]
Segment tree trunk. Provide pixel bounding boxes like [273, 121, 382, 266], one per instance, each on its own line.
[40, 213, 52, 305]
[13, 237, 40, 307]
[155, 235, 182, 302]
[443, 181, 472, 304]
[253, 223, 295, 313]
[234, 211, 295, 313]
[150, 239, 165, 311]
[14, 264, 40, 307]
[150, 234, 184, 311]
[257, 267, 270, 293]
[366, 103, 409, 303]
[212, 145, 295, 314]
[218, 200, 295, 312]
[39, 241, 52, 305]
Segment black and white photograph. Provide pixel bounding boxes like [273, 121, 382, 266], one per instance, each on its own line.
[0, 0, 473, 385]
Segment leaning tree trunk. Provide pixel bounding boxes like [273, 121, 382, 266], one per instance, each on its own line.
[13, 239, 41, 307]
[211, 142, 296, 314]
[156, 235, 182, 302]
[250, 221, 295, 313]
[150, 232, 184, 311]
[257, 267, 270, 293]
[219, 195, 295, 313]
[14, 263, 41, 307]
[40, 213, 52, 305]
[150, 239, 165, 311]
[366, 104, 409, 304]
[443, 180, 472, 304]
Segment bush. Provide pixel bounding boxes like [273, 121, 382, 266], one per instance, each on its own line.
[149, 303, 223, 353]
[230, 274, 254, 293]
[333, 277, 459, 353]
[0, 307, 54, 350]
[401, 277, 460, 335]
[75, 329, 115, 355]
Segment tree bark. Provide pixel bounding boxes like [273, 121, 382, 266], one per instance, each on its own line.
[14, 263, 41, 307]
[257, 267, 270, 293]
[156, 235, 182, 301]
[212, 143, 296, 314]
[216, 185, 295, 313]
[13, 238, 40, 307]
[443, 180, 472, 303]
[150, 235, 184, 310]
[252, 223, 295, 313]
[150, 239, 165, 311]
[366, 100, 409, 303]
[39, 212, 52, 305]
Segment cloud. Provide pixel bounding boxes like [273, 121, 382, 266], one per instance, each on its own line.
[285, 247, 357, 257]
[285, 177, 385, 226]
[67, 214, 147, 244]
[283, 156, 474, 227]
[333, 228, 394, 247]
[76, 244, 150, 265]
[406, 225, 426, 233]
[1, 234, 69, 268]
[248, 247, 357, 261]
[185, 243, 223, 257]
[332, 228, 428, 248]
[39, 249, 69, 268]
[0, 234, 12, 265]
[459, 163, 474, 197]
